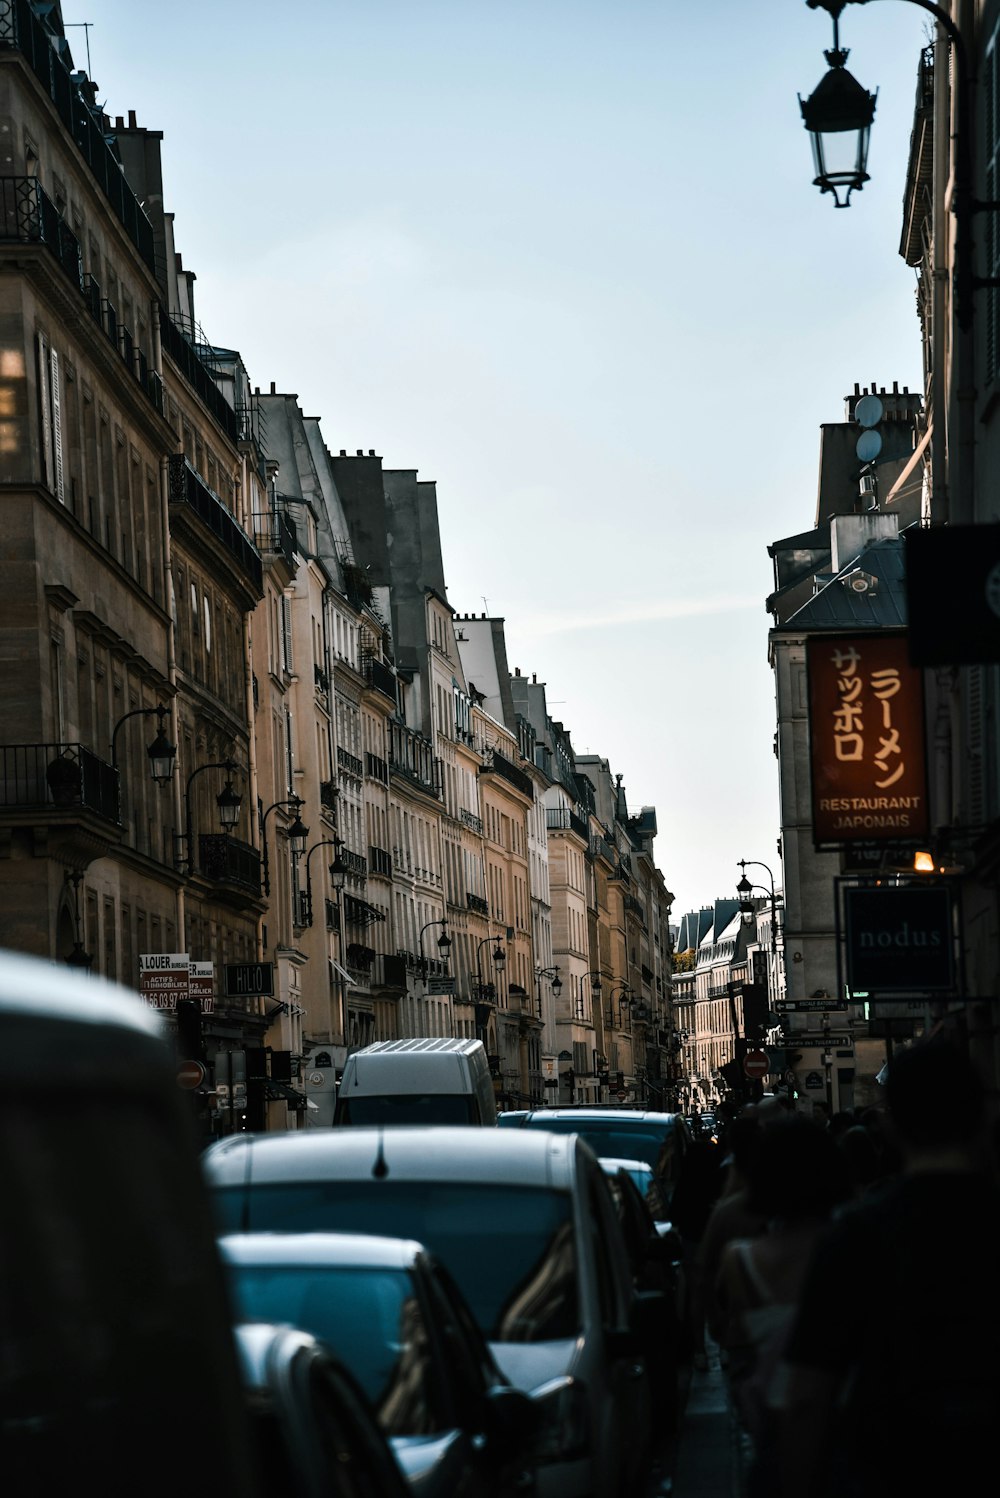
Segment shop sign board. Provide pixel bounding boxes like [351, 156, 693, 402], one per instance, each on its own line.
[188, 961, 215, 1015]
[807, 633, 929, 847]
[139, 952, 190, 1011]
[844, 885, 955, 994]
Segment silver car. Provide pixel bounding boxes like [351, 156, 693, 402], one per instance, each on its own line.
[204, 1127, 654, 1498]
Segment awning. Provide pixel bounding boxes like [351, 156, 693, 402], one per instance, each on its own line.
[264, 1080, 318, 1110]
[330, 960, 354, 985]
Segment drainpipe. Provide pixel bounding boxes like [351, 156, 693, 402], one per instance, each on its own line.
[931, 23, 950, 523]
[159, 450, 184, 947]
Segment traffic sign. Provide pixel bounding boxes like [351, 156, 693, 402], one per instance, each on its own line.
[616, 1089, 628, 1101]
[177, 1059, 206, 1090]
[744, 1049, 769, 1080]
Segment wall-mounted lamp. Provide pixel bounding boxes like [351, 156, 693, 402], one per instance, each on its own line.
[178, 758, 243, 876]
[261, 795, 310, 897]
[419, 918, 453, 982]
[301, 837, 346, 927]
[64, 870, 93, 970]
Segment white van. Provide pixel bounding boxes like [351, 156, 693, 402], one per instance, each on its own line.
[333, 1037, 497, 1126]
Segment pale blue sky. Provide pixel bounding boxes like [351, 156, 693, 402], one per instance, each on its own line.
[73, 0, 929, 916]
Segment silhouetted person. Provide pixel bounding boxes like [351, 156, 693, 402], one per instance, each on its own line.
[715, 1114, 851, 1496]
[779, 1038, 1000, 1498]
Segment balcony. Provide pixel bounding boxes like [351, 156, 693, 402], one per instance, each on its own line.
[479, 746, 534, 801]
[0, 2, 156, 270]
[365, 752, 389, 785]
[346, 943, 376, 969]
[389, 722, 441, 799]
[320, 780, 338, 813]
[314, 663, 331, 696]
[368, 845, 393, 879]
[0, 742, 119, 823]
[340, 848, 367, 880]
[460, 808, 484, 836]
[546, 806, 589, 842]
[168, 455, 262, 600]
[466, 892, 489, 917]
[337, 746, 363, 779]
[196, 835, 261, 896]
[343, 893, 386, 928]
[254, 509, 297, 572]
[362, 654, 396, 705]
[159, 308, 239, 442]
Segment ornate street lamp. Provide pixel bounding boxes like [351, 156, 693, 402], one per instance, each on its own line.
[178, 759, 243, 875]
[800, 3, 877, 208]
[419, 918, 453, 981]
[301, 837, 346, 927]
[534, 964, 562, 1017]
[260, 795, 309, 897]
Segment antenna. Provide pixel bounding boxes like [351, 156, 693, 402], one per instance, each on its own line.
[64, 22, 94, 76]
[372, 1128, 388, 1179]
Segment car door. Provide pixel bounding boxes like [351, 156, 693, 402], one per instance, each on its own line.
[581, 1158, 653, 1498]
[424, 1259, 534, 1498]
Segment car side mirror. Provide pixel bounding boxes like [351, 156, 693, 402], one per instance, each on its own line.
[483, 1383, 535, 1449]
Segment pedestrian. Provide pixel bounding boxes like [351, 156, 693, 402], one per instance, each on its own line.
[778, 1038, 1000, 1498]
[714, 1113, 851, 1497]
[694, 1110, 767, 1366]
[670, 1118, 725, 1367]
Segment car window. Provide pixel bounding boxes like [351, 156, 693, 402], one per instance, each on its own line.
[214, 1181, 579, 1343]
[336, 1094, 478, 1127]
[426, 1261, 497, 1400]
[225, 1264, 445, 1436]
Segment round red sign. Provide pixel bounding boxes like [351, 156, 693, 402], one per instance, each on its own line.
[743, 1049, 770, 1081]
[177, 1059, 206, 1090]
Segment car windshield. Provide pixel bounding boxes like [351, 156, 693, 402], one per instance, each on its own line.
[213, 1181, 578, 1342]
[224, 1262, 445, 1435]
[524, 1117, 669, 1171]
[336, 1094, 477, 1126]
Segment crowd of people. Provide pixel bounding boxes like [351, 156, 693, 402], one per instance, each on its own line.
[670, 1039, 1000, 1498]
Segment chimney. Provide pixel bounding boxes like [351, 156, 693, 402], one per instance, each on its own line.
[269, 381, 276, 395]
[357, 449, 363, 457]
[128, 109, 137, 128]
[340, 449, 346, 456]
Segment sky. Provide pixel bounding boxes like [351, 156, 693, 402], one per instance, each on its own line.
[69, 0, 930, 918]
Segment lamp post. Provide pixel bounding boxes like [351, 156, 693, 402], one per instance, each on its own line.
[111, 702, 177, 785]
[301, 837, 346, 927]
[736, 859, 780, 956]
[64, 869, 93, 970]
[803, 0, 989, 529]
[179, 759, 243, 876]
[260, 795, 309, 897]
[534, 964, 562, 1017]
[419, 918, 453, 981]
[474, 932, 505, 997]
[605, 982, 632, 1030]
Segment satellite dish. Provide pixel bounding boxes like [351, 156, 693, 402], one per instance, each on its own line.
[855, 393, 884, 428]
[856, 429, 883, 463]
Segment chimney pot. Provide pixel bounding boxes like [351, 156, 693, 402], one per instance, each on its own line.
[270, 381, 276, 395]
[369, 449, 375, 456]
[357, 449, 363, 457]
[893, 380, 899, 393]
[340, 449, 346, 457]
[128, 109, 137, 128]
[115, 115, 124, 130]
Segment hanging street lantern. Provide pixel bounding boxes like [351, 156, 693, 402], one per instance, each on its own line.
[799, 5, 877, 208]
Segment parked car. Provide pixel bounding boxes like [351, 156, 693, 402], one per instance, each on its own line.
[220, 1232, 536, 1498]
[0, 948, 260, 1496]
[204, 1126, 657, 1498]
[234, 1322, 413, 1498]
[334, 1038, 497, 1125]
[496, 1108, 692, 1210]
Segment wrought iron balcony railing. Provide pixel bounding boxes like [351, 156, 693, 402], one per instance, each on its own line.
[159, 308, 239, 442]
[388, 721, 441, 799]
[340, 848, 367, 880]
[0, 0, 156, 270]
[460, 808, 484, 836]
[168, 455, 262, 596]
[368, 845, 393, 879]
[479, 746, 534, 801]
[337, 746, 363, 779]
[253, 508, 296, 570]
[197, 835, 262, 895]
[320, 780, 339, 812]
[362, 653, 396, 704]
[546, 805, 590, 841]
[0, 741, 119, 823]
[466, 891, 489, 916]
[365, 752, 388, 785]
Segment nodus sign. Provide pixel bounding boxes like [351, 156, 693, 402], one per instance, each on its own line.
[844, 886, 955, 994]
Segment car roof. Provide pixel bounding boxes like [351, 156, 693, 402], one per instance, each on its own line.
[204, 1125, 586, 1189]
[219, 1232, 425, 1270]
[519, 1108, 683, 1124]
[349, 1038, 485, 1058]
[598, 1157, 654, 1174]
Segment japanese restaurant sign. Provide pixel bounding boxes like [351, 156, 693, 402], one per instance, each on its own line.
[807, 633, 928, 847]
